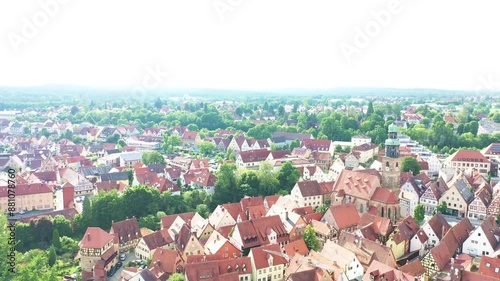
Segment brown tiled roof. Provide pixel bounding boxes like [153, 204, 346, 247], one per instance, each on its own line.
[80, 227, 114, 249]
[478, 216, 500, 250]
[142, 229, 173, 250]
[326, 203, 360, 230]
[338, 232, 396, 268]
[358, 213, 393, 238]
[249, 244, 288, 270]
[353, 142, 378, 152]
[110, 217, 142, 244]
[184, 261, 239, 281]
[269, 150, 291, 159]
[264, 195, 281, 209]
[0, 183, 52, 197]
[283, 239, 309, 257]
[371, 187, 399, 204]
[292, 206, 315, 217]
[392, 216, 419, 245]
[182, 131, 199, 140]
[451, 149, 489, 163]
[333, 169, 380, 201]
[427, 213, 451, 240]
[238, 149, 271, 163]
[297, 180, 323, 197]
[251, 215, 288, 245]
[399, 258, 425, 277]
[302, 139, 332, 152]
[478, 256, 500, 278]
[161, 212, 195, 229]
[149, 249, 184, 280]
[363, 260, 415, 281]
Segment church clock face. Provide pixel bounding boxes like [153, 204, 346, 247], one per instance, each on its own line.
[386, 166, 390, 171]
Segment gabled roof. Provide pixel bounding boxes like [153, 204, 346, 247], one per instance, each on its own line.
[426, 213, 451, 240]
[161, 212, 195, 230]
[338, 232, 396, 268]
[358, 213, 393, 239]
[296, 180, 323, 197]
[283, 239, 309, 257]
[371, 187, 399, 204]
[149, 249, 184, 280]
[451, 149, 489, 163]
[81, 227, 114, 249]
[333, 169, 380, 201]
[238, 149, 271, 163]
[392, 216, 419, 245]
[399, 258, 425, 277]
[110, 217, 142, 244]
[325, 203, 360, 230]
[249, 244, 288, 270]
[142, 229, 173, 250]
[363, 260, 415, 281]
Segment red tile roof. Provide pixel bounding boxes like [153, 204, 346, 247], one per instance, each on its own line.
[301, 139, 332, 152]
[110, 217, 142, 245]
[161, 212, 195, 230]
[326, 203, 360, 230]
[333, 169, 380, 201]
[478, 256, 500, 278]
[451, 149, 489, 163]
[80, 227, 114, 249]
[399, 258, 425, 277]
[249, 244, 288, 270]
[283, 239, 309, 257]
[238, 149, 271, 163]
[0, 183, 52, 197]
[371, 187, 399, 204]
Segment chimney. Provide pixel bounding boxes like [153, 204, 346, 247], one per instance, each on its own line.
[87, 233, 90, 241]
[285, 212, 289, 220]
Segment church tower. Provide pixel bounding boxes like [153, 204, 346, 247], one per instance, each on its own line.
[381, 124, 402, 192]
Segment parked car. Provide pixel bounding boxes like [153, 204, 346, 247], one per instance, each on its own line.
[140, 264, 147, 270]
[116, 261, 123, 268]
[107, 266, 117, 277]
[120, 253, 127, 261]
[132, 259, 143, 265]
[18, 210, 26, 215]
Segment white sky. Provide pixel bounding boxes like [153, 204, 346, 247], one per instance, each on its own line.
[0, 0, 499, 90]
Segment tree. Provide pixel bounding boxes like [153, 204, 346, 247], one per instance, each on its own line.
[51, 229, 61, 250]
[163, 134, 182, 154]
[199, 141, 217, 156]
[366, 101, 374, 116]
[413, 204, 425, 224]
[168, 273, 186, 281]
[401, 156, 421, 176]
[435, 201, 448, 215]
[52, 215, 73, 238]
[257, 162, 279, 196]
[187, 124, 199, 132]
[48, 247, 56, 267]
[289, 139, 301, 151]
[196, 204, 210, 218]
[142, 151, 166, 165]
[315, 204, 329, 215]
[277, 162, 300, 193]
[303, 225, 321, 251]
[211, 163, 242, 208]
[124, 168, 134, 186]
